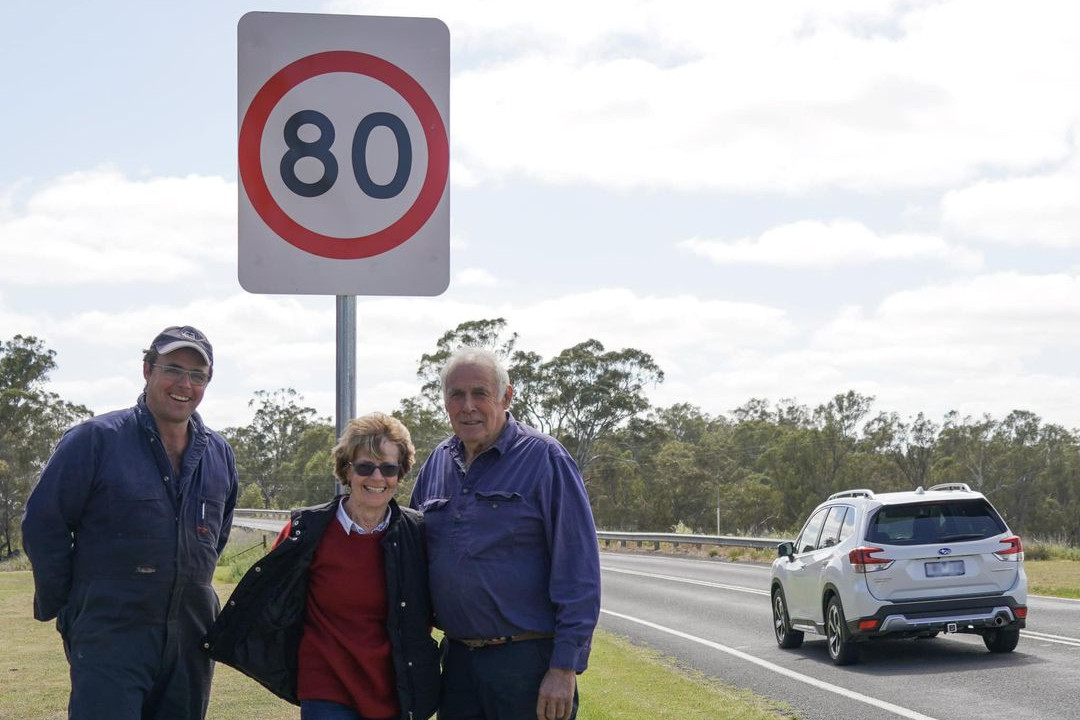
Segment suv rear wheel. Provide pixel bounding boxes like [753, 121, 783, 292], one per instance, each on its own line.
[826, 596, 859, 665]
[772, 587, 804, 649]
[983, 627, 1020, 653]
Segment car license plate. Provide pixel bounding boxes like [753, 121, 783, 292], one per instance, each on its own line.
[925, 560, 965, 577]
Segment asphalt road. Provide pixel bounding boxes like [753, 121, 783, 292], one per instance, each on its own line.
[598, 551, 1080, 720]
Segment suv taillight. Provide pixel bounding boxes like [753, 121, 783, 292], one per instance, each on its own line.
[994, 536, 1024, 562]
[848, 546, 894, 573]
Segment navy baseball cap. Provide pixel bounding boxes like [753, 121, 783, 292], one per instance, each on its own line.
[148, 325, 213, 367]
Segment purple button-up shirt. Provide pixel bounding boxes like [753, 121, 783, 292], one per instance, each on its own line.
[410, 413, 601, 672]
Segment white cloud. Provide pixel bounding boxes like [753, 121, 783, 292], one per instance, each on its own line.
[454, 267, 498, 287]
[805, 272, 1080, 418]
[333, 0, 1080, 191]
[813, 273, 1080, 368]
[0, 169, 235, 286]
[942, 163, 1080, 247]
[502, 290, 796, 409]
[679, 219, 981, 269]
[649, 271, 1080, 426]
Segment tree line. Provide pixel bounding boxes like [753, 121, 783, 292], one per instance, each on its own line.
[2, 320, 1079, 558]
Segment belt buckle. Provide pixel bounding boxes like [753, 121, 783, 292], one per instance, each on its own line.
[461, 632, 554, 650]
[459, 636, 507, 649]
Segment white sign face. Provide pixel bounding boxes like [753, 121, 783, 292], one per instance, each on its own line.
[238, 12, 449, 295]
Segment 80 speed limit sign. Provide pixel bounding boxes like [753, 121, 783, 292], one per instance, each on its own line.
[238, 12, 449, 295]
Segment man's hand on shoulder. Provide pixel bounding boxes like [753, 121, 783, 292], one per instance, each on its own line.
[536, 667, 576, 720]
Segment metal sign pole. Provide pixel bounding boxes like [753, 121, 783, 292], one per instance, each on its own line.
[335, 295, 356, 496]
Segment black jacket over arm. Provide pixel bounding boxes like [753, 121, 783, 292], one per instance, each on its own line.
[202, 498, 440, 719]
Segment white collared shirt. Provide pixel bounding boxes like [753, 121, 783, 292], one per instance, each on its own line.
[336, 496, 391, 535]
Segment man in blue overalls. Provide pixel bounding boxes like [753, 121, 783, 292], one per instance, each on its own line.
[22, 325, 239, 720]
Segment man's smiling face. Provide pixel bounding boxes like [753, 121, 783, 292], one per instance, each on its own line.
[444, 361, 512, 461]
[142, 348, 208, 429]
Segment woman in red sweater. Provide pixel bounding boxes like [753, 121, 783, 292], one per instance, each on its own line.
[206, 413, 439, 720]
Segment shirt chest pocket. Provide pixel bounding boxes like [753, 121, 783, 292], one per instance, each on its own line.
[475, 491, 524, 513]
[468, 491, 539, 556]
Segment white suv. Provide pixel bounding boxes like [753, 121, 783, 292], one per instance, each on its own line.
[770, 483, 1027, 665]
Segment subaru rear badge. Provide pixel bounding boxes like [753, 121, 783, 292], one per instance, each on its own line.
[938, 548, 952, 555]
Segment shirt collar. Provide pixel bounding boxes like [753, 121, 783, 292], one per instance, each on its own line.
[449, 411, 519, 459]
[491, 411, 519, 453]
[336, 497, 390, 535]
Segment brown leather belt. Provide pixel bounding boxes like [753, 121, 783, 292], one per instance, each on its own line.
[450, 631, 554, 649]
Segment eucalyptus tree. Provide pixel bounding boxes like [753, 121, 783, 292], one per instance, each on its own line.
[933, 410, 1079, 537]
[733, 391, 875, 529]
[863, 411, 940, 490]
[222, 388, 331, 508]
[414, 318, 520, 407]
[1, 335, 91, 556]
[409, 320, 664, 473]
[538, 339, 664, 473]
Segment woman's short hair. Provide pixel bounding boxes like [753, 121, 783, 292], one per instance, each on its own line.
[331, 412, 416, 485]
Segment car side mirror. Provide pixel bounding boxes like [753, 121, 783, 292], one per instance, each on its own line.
[777, 541, 795, 560]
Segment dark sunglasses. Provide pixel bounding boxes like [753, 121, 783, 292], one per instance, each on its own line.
[351, 461, 401, 477]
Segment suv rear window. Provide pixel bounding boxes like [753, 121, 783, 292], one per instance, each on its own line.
[866, 499, 1006, 546]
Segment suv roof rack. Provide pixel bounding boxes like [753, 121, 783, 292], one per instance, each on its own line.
[828, 489, 875, 501]
[927, 483, 973, 493]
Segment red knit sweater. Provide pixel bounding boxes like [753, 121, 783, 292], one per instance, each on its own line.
[297, 521, 398, 719]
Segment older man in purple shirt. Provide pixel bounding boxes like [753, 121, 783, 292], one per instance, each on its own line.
[410, 347, 601, 720]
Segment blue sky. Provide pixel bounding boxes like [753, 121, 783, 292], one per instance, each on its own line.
[2, 0, 1079, 432]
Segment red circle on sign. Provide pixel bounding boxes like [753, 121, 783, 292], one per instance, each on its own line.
[239, 50, 449, 259]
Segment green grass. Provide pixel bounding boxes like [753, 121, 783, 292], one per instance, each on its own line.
[1025, 560, 1080, 599]
[0, 572, 70, 720]
[577, 632, 794, 720]
[204, 666, 297, 719]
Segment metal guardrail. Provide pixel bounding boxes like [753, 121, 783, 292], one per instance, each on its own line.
[595, 531, 780, 551]
[231, 509, 782, 551]
[234, 508, 291, 520]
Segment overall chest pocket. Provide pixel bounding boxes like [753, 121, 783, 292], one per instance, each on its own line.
[109, 480, 171, 539]
[196, 496, 225, 546]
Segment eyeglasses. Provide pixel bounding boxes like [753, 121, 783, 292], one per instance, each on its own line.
[152, 364, 210, 387]
[351, 461, 401, 478]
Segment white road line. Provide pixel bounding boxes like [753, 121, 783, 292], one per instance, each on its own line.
[601, 565, 770, 596]
[1022, 630, 1080, 647]
[601, 609, 941, 720]
[1030, 594, 1080, 603]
